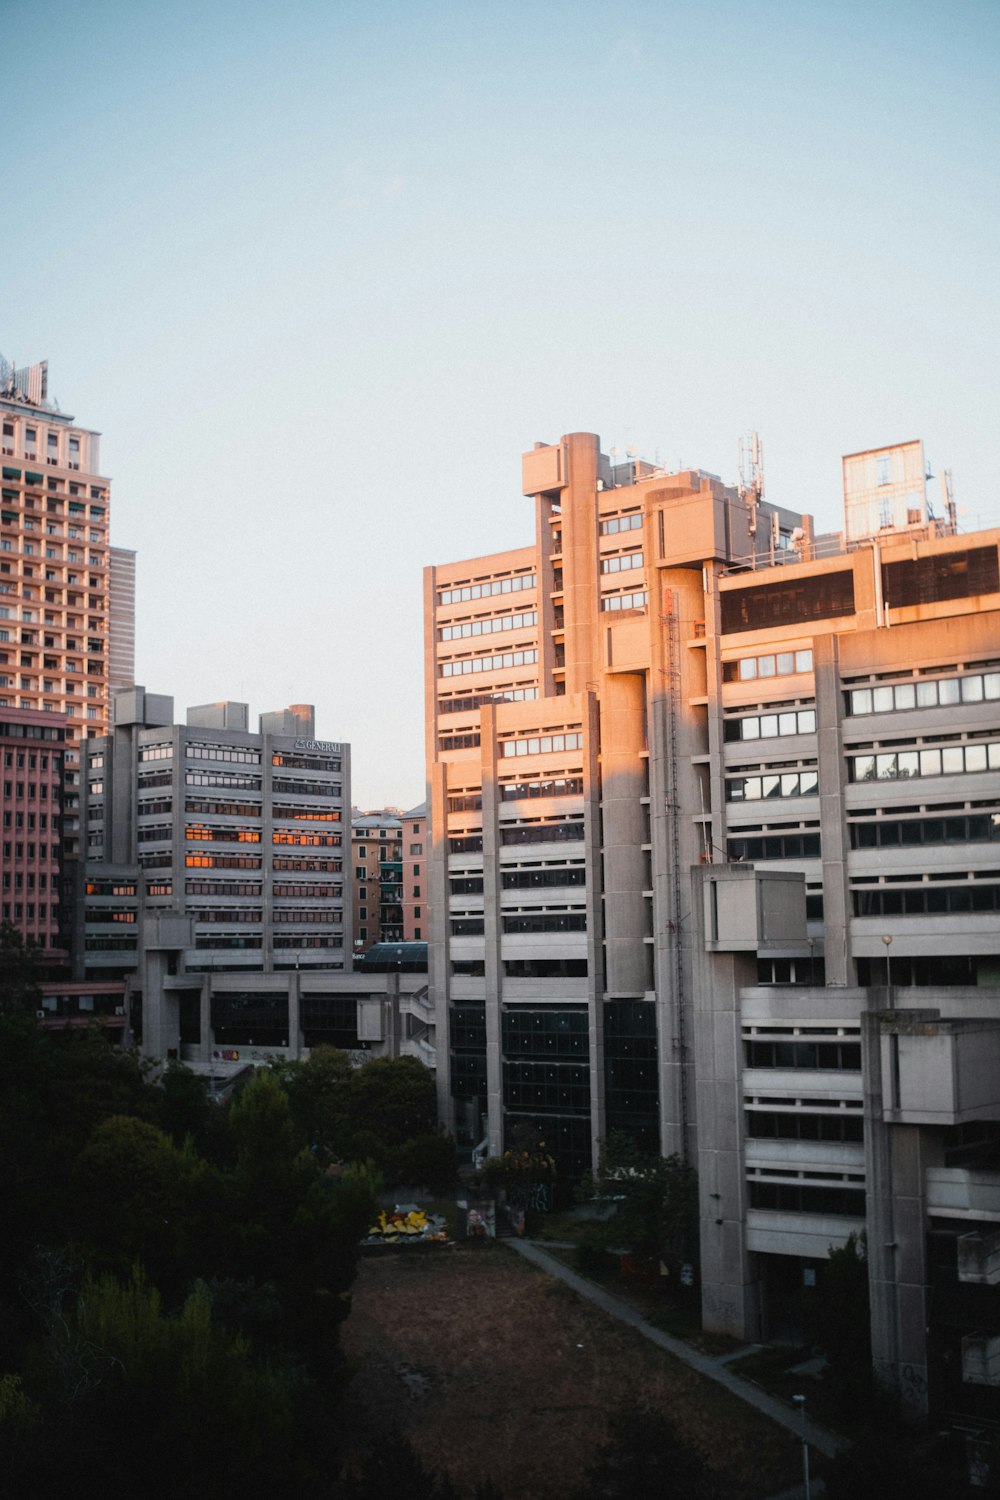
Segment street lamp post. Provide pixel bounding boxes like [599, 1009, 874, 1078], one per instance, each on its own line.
[792, 1393, 811, 1500]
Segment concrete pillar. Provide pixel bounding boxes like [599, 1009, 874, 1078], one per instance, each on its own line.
[600, 671, 648, 997]
[814, 635, 853, 986]
[691, 865, 761, 1340]
[480, 706, 503, 1159]
[863, 1009, 933, 1418]
[287, 973, 301, 1060]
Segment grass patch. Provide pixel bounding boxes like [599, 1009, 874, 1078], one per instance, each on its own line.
[342, 1245, 802, 1500]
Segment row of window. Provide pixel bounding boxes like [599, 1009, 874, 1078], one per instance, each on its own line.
[448, 792, 483, 812]
[439, 732, 481, 751]
[439, 688, 538, 717]
[745, 1110, 863, 1143]
[272, 778, 342, 799]
[502, 866, 587, 889]
[440, 649, 538, 678]
[2, 780, 53, 799]
[189, 744, 261, 765]
[723, 650, 815, 683]
[847, 668, 1000, 717]
[3, 870, 53, 891]
[851, 812, 1000, 849]
[728, 832, 821, 861]
[500, 820, 585, 846]
[599, 512, 643, 536]
[724, 708, 816, 741]
[271, 752, 341, 773]
[600, 551, 643, 574]
[183, 799, 255, 819]
[745, 1039, 861, 1070]
[183, 854, 260, 869]
[727, 769, 819, 801]
[186, 880, 261, 896]
[438, 573, 536, 605]
[500, 775, 583, 801]
[500, 732, 583, 758]
[853, 884, 1000, 916]
[601, 589, 648, 612]
[273, 805, 341, 821]
[748, 1181, 865, 1217]
[850, 740, 1000, 782]
[502, 912, 587, 933]
[440, 610, 537, 641]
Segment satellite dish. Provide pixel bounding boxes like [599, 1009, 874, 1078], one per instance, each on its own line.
[792, 527, 804, 540]
[610, 446, 620, 460]
[625, 443, 638, 458]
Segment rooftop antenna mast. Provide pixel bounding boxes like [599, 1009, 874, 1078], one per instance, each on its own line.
[940, 468, 957, 534]
[738, 431, 765, 563]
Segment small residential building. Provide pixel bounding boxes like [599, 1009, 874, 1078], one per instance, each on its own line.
[351, 810, 403, 951]
[401, 800, 427, 940]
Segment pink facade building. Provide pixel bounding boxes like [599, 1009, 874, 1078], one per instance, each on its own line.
[0, 706, 67, 956]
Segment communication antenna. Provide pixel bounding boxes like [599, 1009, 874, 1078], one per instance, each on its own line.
[940, 469, 957, 533]
[737, 431, 765, 539]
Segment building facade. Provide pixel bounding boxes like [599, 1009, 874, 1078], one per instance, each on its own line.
[0, 707, 68, 956]
[351, 811, 403, 952]
[0, 354, 134, 868]
[401, 800, 427, 940]
[425, 428, 1000, 1425]
[79, 688, 350, 1051]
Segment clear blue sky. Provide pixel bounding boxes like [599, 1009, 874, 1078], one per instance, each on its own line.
[4, 0, 998, 807]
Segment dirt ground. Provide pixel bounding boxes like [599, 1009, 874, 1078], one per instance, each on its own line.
[340, 1244, 801, 1500]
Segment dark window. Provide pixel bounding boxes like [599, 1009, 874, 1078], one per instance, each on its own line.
[721, 571, 855, 633]
[882, 546, 999, 608]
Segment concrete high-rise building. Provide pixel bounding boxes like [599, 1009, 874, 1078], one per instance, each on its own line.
[425, 428, 1000, 1429]
[76, 689, 431, 1074]
[0, 354, 134, 861]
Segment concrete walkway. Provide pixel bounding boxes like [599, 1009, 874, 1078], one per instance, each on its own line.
[508, 1238, 847, 1462]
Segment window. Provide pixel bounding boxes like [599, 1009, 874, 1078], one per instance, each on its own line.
[439, 610, 537, 641]
[410, 842, 423, 855]
[600, 551, 643, 574]
[500, 731, 583, 758]
[722, 573, 855, 633]
[438, 573, 536, 605]
[440, 648, 538, 678]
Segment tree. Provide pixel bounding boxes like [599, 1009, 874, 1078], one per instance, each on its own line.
[0, 920, 42, 1016]
[806, 1231, 872, 1414]
[583, 1133, 698, 1268]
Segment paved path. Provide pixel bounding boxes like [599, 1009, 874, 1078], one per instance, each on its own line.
[508, 1239, 847, 1462]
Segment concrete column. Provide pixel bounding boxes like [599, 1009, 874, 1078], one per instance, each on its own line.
[287, 973, 301, 1060]
[600, 671, 649, 997]
[863, 1009, 933, 1419]
[583, 691, 606, 1166]
[428, 760, 453, 1131]
[691, 866, 760, 1340]
[480, 707, 504, 1159]
[814, 635, 853, 986]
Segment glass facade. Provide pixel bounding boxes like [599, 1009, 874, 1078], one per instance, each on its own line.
[603, 1000, 659, 1152]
